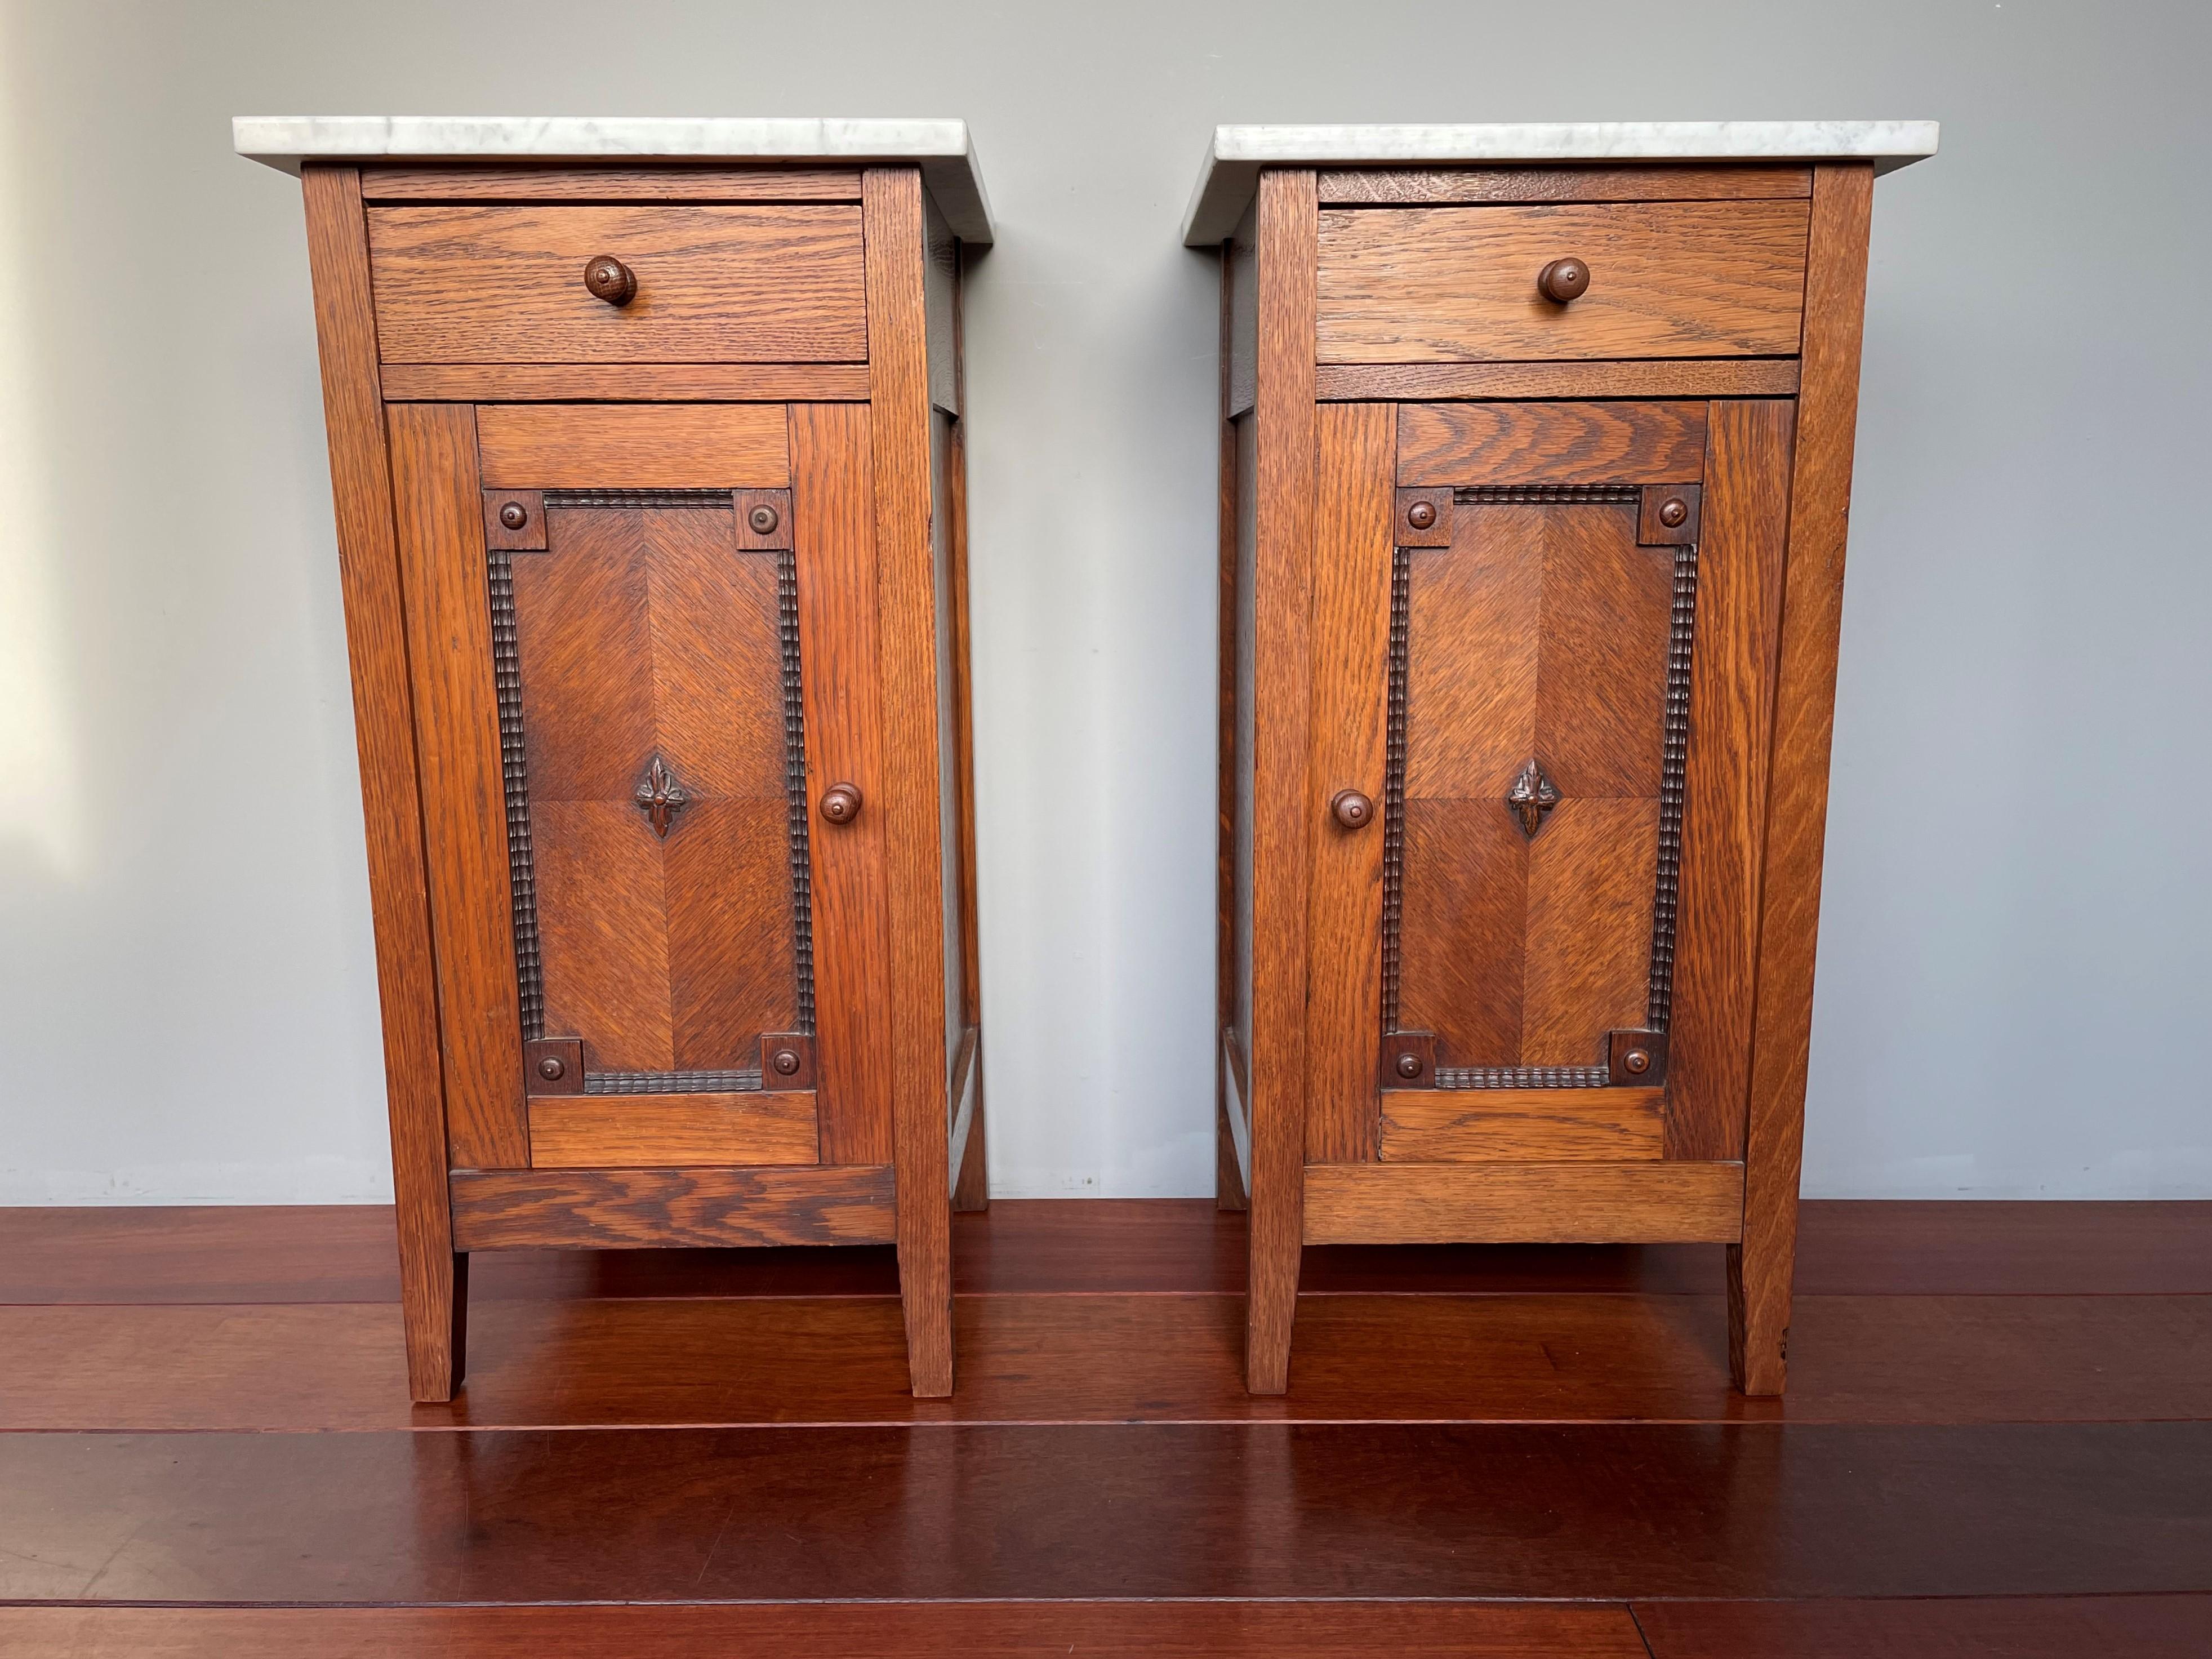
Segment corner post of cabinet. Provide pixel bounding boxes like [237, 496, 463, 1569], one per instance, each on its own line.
[1732, 162, 1876, 1395]
[298, 164, 466, 1402]
[1245, 167, 1320, 1394]
[865, 165, 956, 1396]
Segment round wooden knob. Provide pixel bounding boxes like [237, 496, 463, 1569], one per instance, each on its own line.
[1330, 789, 1374, 830]
[499, 501, 529, 531]
[1537, 257, 1591, 303]
[771, 1047, 802, 1076]
[537, 1056, 565, 1081]
[1658, 497, 1689, 528]
[1623, 1047, 1652, 1075]
[1395, 1052, 1423, 1079]
[820, 783, 863, 824]
[749, 504, 781, 535]
[583, 255, 638, 306]
[1405, 500, 1436, 531]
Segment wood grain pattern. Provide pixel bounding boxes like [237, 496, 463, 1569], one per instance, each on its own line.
[1303, 403, 1395, 1162]
[1317, 202, 1809, 363]
[1246, 168, 1320, 1394]
[12, 1199, 2210, 1304]
[527, 1092, 818, 1168]
[475, 403, 790, 488]
[1666, 402, 1794, 1163]
[1523, 798, 1659, 1062]
[1733, 164, 1876, 1396]
[381, 362, 870, 402]
[1318, 358, 1798, 402]
[865, 168, 955, 1396]
[0, 1602, 1654, 1659]
[517, 502, 796, 1074]
[1398, 401, 1708, 485]
[298, 167, 464, 1403]
[1394, 496, 1668, 1071]
[360, 166, 863, 202]
[790, 404, 893, 1167]
[386, 403, 530, 1171]
[8, 1421, 2209, 1603]
[1304, 1161, 1743, 1244]
[366, 204, 866, 363]
[1380, 1087, 1664, 1161]
[1318, 165, 1812, 204]
[16, 1283, 2212, 1432]
[449, 1165, 895, 1249]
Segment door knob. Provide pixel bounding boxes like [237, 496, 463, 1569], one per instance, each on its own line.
[1330, 789, 1374, 830]
[820, 782, 863, 824]
[583, 254, 638, 306]
[1536, 257, 1590, 303]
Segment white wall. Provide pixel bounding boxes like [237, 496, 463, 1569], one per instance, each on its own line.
[1, 0, 2206, 1204]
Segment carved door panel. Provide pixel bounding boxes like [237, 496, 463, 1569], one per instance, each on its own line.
[388, 402, 888, 1174]
[1307, 400, 1792, 1168]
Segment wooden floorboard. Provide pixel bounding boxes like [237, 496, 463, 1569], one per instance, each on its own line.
[1634, 1594, 2212, 1657]
[3, 1291, 2207, 1430]
[7, 1199, 2206, 1303]
[4, 1423, 2209, 1603]
[0, 1602, 1650, 1658]
[2, 1199, 2207, 1639]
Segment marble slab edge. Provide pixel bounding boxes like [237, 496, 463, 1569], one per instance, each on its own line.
[233, 116, 994, 244]
[1180, 120, 1939, 244]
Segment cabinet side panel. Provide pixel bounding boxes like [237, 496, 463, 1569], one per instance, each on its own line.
[864, 167, 954, 1396]
[1246, 168, 1320, 1394]
[1734, 162, 1876, 1395]
[386, 404, 531, 1169]
[943, 252, 989, 1214]
[1217, 228, 1252, 1207]
[1227, 409, 1259, 1202]
[1304, 403, 1396, 1162]
[931, 407, 966, 1137]
[1666, 401, 1794, 1161]
[299, 166, 460, 1398]
[791, 404, 893, 1166]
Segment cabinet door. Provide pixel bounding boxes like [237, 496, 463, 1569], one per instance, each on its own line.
[387, 402, 890, 1172]
[1305, 399, 1792, 1167]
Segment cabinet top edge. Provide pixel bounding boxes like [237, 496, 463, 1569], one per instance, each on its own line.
[1179, 120, 1939, 244]
[232, 115, 994, 243]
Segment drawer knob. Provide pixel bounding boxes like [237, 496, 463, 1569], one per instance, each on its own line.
[583, 254, 638, 307]
[1330, 789, 1374, 830]
[820, 782, 863, 824]
[1537, 257, 1591, 304]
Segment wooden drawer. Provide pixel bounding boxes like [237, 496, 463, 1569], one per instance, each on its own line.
[366, 203, 867, 364]
[1316, 199, 1810, 363]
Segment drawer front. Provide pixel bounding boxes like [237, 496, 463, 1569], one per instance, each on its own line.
[1316, 201, 1809, 363]
[367, 204, 867, 363]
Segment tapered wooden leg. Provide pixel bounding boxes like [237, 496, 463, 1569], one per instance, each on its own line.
[952, 1051, 989, 1213]
[1245, 1159, 1301, 1394]
[898, 1229, 955, 1398]
[1729, 1236, 1790, 1395]
[399, 1247, 468, 1403]
[1216, 1102, 1249, 1212]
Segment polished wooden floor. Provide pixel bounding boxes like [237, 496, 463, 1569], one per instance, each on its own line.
[2, 1199, 2208, 1655]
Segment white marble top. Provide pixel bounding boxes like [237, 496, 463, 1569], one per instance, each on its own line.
[233, 117, 994, 243]
[1181, 121, 1938, 244]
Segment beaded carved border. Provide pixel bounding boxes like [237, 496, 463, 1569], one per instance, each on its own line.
[485, 545, 544, 1041]
[490, 490, 817, 1087]
[1384, 486, 1699, 1090]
